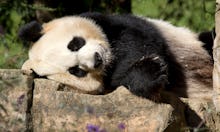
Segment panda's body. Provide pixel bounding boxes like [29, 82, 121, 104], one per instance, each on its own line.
[19, 13, 213, 99]
[79, 13, 187, 98]
[144, 18, 212, 98]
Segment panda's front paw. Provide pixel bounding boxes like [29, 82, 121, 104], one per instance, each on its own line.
[155, 74, 169, 88]
[149, 54, 167, 68]
[131, 54, 169, 99]
[148, 92, 161, 102]
[21, 59, 34, 76]
[22, 69, 33, 76]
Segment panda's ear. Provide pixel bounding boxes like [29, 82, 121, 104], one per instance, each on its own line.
[18, 21, 43, 42]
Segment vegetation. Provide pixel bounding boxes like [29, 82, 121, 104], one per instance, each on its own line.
[132, 0, 215, 32]
[0, 0, 34, 69]
[0, 0, 215, 69]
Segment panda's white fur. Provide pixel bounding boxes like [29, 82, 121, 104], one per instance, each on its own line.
[78, 39, 111, 71]
[147, 18, 203, 48]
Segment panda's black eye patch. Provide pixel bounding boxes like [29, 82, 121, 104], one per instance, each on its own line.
[68, 66, 88, 77]
[67, 37, 86, 51]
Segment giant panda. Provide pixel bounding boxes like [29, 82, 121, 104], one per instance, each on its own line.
[19, 12, 213, 100]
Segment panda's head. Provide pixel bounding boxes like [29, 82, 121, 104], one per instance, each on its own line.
[19, 16, 112, 77]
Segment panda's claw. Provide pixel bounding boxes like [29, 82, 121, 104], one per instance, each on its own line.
[21, 69, 33, 76]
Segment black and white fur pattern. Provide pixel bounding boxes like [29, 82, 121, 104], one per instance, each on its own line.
[145, 18, 213, 98]
[19, 16, 112, 93]
[19, 13, 213, 99]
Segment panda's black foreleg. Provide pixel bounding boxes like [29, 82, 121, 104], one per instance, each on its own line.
[120, 55, 168, 101]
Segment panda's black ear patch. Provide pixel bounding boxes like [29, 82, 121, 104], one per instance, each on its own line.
[67, 37, 86, 51]
[18, 21, 43, 42]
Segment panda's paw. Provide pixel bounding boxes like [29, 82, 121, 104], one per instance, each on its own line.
[155, 75, 169, 88]
[149, 54, 166, 67]
[149, 55, 168, 80]
[21, 59, 34, 76]
[22, 69, 46, 78]
[138, 54, 167, 68]
[149, 92, 161, 102]
[22, 69, 33, 76]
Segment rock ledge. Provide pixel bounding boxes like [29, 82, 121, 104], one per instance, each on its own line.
[0, 69, 220, 132]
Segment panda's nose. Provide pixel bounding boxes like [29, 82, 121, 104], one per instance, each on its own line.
[94, 52, 103, 68]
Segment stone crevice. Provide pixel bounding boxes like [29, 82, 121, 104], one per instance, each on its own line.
[26, 76, 34, 132]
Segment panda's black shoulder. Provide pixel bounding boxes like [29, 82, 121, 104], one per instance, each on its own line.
[80, 12, 163, 42]
[80, 12, 111, 27]
[80, 12, 154, 29]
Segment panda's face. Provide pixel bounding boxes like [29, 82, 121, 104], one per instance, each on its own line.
[67, 36, 111, 71]
[77, 38, 111, 71]
[20, 16, 111, 77]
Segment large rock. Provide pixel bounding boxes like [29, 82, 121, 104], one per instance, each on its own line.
[32, 79, 187, 132]
[0, 69, 33, 131]
[1, 69, 220, 131]
[182, 98, 220, 132]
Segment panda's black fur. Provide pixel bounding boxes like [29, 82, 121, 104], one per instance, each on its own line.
[198, 28, 215, 59]
[18, 21, 43, 43]
[80, 13, 186, 99]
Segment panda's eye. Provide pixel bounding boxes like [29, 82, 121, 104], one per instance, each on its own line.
[68, 66, 88, 77]
[67, 37, 86, 51]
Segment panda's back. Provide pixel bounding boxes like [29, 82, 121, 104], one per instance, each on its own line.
[80, 13, 169, 61]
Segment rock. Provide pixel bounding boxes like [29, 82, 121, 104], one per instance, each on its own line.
[1, 69, 220, 131]
[32, 79, 187, 132]
[182, 98, 220, 132]
[0, 69, 33, 131]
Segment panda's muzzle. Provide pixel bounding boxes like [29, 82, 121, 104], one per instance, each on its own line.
[94, 52, 103, 68]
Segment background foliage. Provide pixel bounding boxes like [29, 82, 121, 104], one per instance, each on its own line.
[132, 0, 214, 32]
[0, 0, 215, 69]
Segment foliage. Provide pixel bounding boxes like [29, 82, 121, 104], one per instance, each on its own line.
[132, 0, 215, 32]
[0, 0, 216, 68]
[0, 0, 35, 69]
[0, 0, 57, 69]
[0, 36, 27, 68]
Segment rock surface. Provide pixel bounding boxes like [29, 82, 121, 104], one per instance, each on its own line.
[182, 98, 220, 132]
[1, 69, 220, 132]
[0, 69, 33, 131]
[33, 79, 186, 132]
